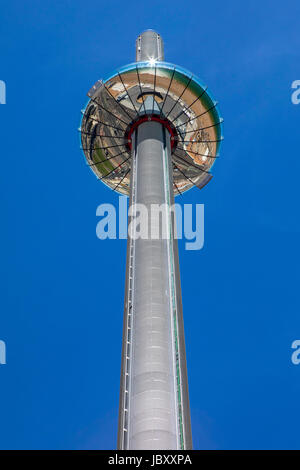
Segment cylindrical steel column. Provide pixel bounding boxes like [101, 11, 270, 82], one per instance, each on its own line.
[117, 31, 192, 451]
[136, 30, 164, 62]
[129, 121, 177, 449]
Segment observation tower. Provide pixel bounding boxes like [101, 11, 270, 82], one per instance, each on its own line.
[80, 30, 223, 450]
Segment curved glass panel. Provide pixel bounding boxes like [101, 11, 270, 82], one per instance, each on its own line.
[80, 61, 223, 195]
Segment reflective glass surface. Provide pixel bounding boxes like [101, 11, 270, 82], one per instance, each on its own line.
[80, 62, 223, 195]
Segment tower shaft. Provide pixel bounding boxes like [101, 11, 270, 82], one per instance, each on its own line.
[118, 119, 192, 449]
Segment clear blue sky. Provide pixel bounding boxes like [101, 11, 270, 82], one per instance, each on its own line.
[0, 0, 299, 450]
